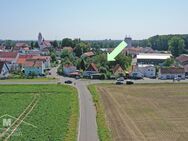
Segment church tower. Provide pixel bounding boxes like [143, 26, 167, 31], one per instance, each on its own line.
[38, 32, 44, 49]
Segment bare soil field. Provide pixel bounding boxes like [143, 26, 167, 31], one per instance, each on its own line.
[96, 83, 188, 141]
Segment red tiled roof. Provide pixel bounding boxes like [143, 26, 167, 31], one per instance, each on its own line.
[16, 43, 29, 47]
[29, 56, 51, 61]
[63, 64, 76, 68]
[24, 60, 43, 67]
[43, 40, 51, 47]
[17, 55, 33, 65]
[0, 52, 18, 60]
[176, 54, 188, 63]
[82, 51, 94, 57]
[160, 67, 185, 74]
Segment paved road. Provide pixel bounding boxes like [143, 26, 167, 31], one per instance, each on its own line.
[50, 67, 99, 141]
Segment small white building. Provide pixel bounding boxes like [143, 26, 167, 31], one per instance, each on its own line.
[159, 67, 185, 80]
[133, 64, 156, 78]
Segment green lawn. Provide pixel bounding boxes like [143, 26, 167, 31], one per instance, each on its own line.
[0, 84, 78, 141]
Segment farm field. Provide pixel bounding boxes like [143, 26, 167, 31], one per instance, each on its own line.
[90, 83, 188, 141]
[0, 84, 78, 141]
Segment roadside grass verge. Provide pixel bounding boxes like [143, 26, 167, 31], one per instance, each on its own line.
[64, 87, 79, 141]
[88, 85, 112, 141]
[0, 77, 58, 82]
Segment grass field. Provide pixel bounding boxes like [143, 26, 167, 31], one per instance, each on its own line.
[90, 83, 188, 141]
[0, 84, 78, 141]
[0, 77, 58, 82]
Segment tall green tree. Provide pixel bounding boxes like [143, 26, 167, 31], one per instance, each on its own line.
[61, 38, 74, 47]
[52, 40, 59, 48]
[168, 36, 185, 57]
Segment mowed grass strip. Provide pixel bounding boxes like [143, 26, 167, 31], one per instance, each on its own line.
[94, 83, 188, 141]
[0, 84, 78, 141]
[88, 85, 112, 141]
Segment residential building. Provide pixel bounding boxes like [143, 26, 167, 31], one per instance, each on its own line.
[112, 64, 125, 76]
[63, 64, 77, 76]
[83, 63, 98, 77]
[23, 60, 45, 76]
[0, 52, 19, 71]
[133, 64, 156, 78]
[0, 61, 9, 78]
[27, 56, 51, 70]
[13, 43, 29, 53]
[158, 67, 185, 80]
[16, 55, 33, 68]
[176, 54, 188, 76]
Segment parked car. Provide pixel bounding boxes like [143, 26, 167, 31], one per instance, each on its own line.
[64, 80, 73, 84]
[117, 77, 124, 81]
[115, 81, 123, 85]
[75, 76, 80, 79]
[130, 72, 143, 80]
[126, 80, 134, 85]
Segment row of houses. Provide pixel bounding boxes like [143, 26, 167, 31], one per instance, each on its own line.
[0, 51, 51, 78]
[131, 53, 188, 80]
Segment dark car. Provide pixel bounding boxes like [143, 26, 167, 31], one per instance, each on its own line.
[126, 80, 134, 85]
[64, 80, 73, 84]
[115, 81, 123, 85]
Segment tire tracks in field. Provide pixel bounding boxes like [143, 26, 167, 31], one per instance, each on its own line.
[0, 95, 39, 140]
[99, 87, 147, 141]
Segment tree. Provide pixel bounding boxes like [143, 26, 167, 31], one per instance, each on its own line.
[52, 40, 59, 48]
[74, 42, 90, 57]
[80, 59, 86, 71]
[61, 38, 74, 47]
[114, 54, 132, 70]
[51, 53, 56, 62]
[168, 36, 185, 57]
[61, 50, 69, 58]
[30, 41, 35, 49]
[163, 58, 174, 67]
[34, 41, 39, 48]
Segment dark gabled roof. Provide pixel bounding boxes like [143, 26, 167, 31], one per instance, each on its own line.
[0, 61, 9, 72]
[86, 63, 98, 72]
[113, 64, 124, 73]
[176, 54, 188, 64]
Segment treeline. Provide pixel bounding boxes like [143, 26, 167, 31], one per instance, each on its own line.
[132, 34, 188, 51]
[86, 40, 121, 49]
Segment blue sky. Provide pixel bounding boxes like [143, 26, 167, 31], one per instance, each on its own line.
[0, 0, 188, 40]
